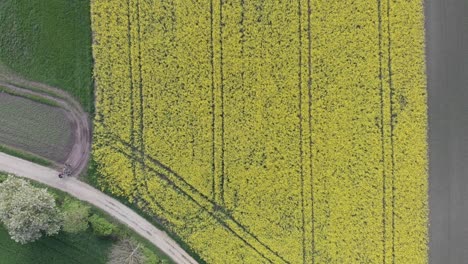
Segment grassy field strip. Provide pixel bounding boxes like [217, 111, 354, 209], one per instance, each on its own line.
[0, 0, 93, 111]
[0, 144, 54, 167]
[0, 226, 112, 264]
[0, 85, 60, 107]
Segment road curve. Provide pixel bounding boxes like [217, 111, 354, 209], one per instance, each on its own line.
[0, 152, 198, 264]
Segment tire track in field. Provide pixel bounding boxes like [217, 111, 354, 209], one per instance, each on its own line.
[240, 0, 246, 58]
[136, 191, 183, 222]
[377, 0, 387, 262]
[386, 0, 396, 262]
[108, 146, 200, 223]
[131, 0, 152, 208]
[239, 0, 246, 121]
[136, 0, 145, 171]
[126, 0, 137, 192]
[297, 0, 306, 263]
[135, 0, 149, 201]
[99, 128, 290, 263]
[307, 0, 314, 262]
[105, 142, 280, 264]
[102, 3, 287, 261]
[210, 0, 216, 203]
[219, 0, 226, 205]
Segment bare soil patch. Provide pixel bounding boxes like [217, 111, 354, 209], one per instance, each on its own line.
[0, 93, 73, 163]
[0, 79, 91, 176]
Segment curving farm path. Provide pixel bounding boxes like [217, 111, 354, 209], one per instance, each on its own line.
[0, 152, 198, 264]
[0, 75, 198, 264]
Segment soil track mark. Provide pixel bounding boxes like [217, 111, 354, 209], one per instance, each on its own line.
[297, 0, 306, 263]
[210, 0, 216, 202]
[377, 0, 387, 262]
[219, 0, 226, 205]
[307, 0, 314, 262]
[386, 0, 396, 262]
[126, 0, 137, 192]
[98, 127, 290, 264]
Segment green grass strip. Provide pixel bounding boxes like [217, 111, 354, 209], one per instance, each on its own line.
[0, 86, 60, 108]
[1, 80, 67, 100]
[0, 144, 53, 167]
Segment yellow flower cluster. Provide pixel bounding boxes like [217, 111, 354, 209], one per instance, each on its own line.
[91, 0, 427, 263]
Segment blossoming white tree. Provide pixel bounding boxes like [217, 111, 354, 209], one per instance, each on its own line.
[0, 176, 62, 244]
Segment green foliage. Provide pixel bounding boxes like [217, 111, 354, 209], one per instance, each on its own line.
[143, 245, 172, 264]
[0, 176, 62, 244]
[142, 246, 161, 264]
[0, 172, 8, 182]
[89, 214, 116, 237]
[0, 0, 94, 112]
[61, 198, 90, 234]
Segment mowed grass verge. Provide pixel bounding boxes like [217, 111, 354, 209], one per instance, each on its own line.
[0, 0, 94, 112]
[0, 145, 53, 167]
[0, 93, 73, 163]
[0, 226, 112, 264]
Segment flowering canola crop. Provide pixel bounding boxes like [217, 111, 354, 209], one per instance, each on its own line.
[91, 0, 427, 263]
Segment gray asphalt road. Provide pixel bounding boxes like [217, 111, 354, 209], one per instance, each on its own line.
[426, 0, 468, 263]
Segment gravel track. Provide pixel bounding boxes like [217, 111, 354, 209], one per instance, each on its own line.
[0, 152, 198, 264]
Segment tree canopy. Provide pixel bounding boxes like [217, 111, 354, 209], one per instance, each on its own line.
[0, 176, 62, 244]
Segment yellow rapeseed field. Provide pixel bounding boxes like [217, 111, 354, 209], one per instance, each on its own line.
[91, 0, 427, 263]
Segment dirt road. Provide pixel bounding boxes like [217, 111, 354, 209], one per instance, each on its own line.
[426, 0, 468, 263]
[0, 152, 198, 264]
[0, 79, 90, 176]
